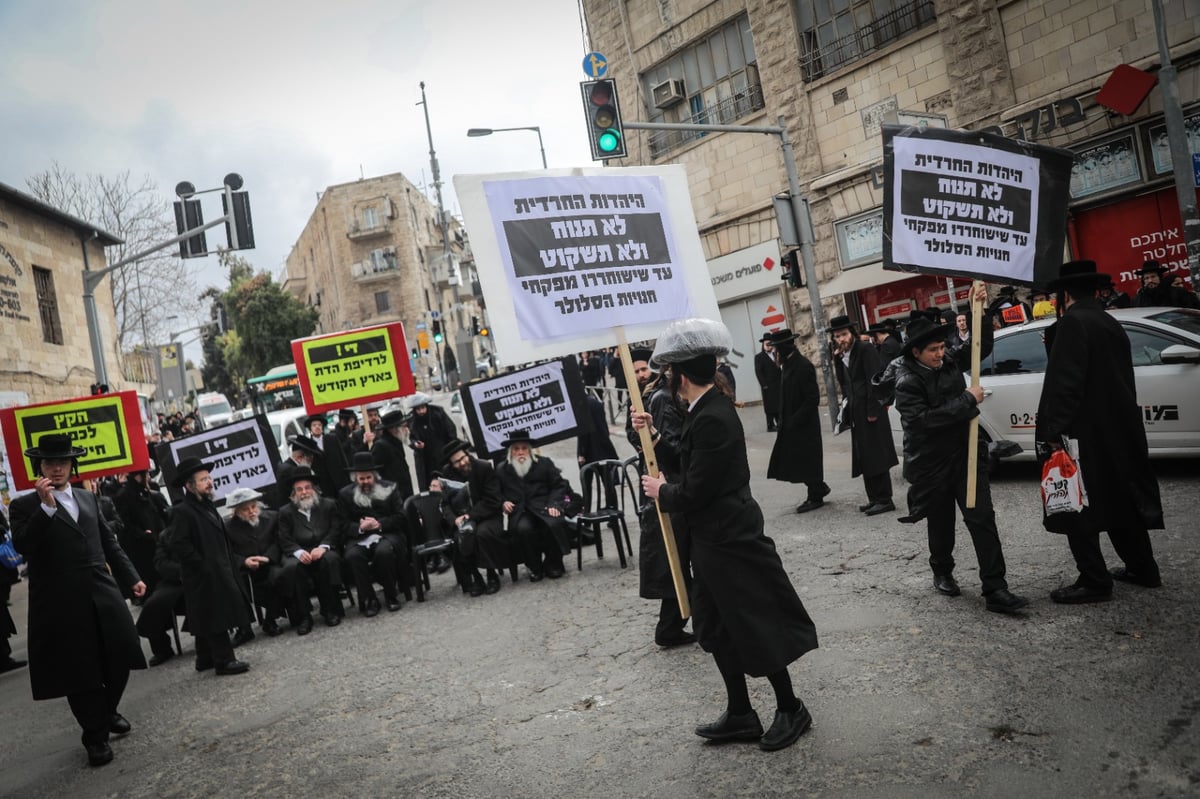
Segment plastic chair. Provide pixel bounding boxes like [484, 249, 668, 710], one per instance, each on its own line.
[620, 453, 643, 520]
[576, 460, 629, 570]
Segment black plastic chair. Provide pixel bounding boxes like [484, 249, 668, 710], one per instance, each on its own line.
[404, 493, 457, 601]
[576, 460, 629, 570]
[620, 453, 643, 520]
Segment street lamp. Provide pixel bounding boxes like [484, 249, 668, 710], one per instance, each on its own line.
[467, 126, 548, 169]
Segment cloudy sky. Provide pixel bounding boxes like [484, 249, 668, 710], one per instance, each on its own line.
[1, 0, 600, 355]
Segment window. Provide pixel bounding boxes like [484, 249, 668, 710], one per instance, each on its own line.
[835, 209, 884, 268]
[1124, 326, 1180, 367]
[797, 0, 936, 81]
[374, 290, 390, 314]
[362, 206, 378, 229]
[640, 15, 763, 156]
[33, 266, 63, 345]
[982, 330, 1047, 376]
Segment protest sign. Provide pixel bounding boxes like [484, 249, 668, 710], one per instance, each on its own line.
[883, 125, 1074, 286]
[155, 415, 280, 505]
[454, 166, 720, 364]
[0, 391, 149, 490]
[292, 322, 415, 413]
[458, 358, 591, 458]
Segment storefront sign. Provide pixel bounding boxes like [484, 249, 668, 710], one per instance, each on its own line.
[706, 240, 783, 303]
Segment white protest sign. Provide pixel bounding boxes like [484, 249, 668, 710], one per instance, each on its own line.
[155, 415, 279, 504]
[455, 166, 720, 364]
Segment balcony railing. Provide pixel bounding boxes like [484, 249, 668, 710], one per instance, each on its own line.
[347, 222, 390, 240]
[648, 83, 765, 158]
[800, 0, 936, 82]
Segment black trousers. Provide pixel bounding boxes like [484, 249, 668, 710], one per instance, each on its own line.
[344, 537, 401, 606]
[1066, 524, 1159, 590]
[135, 581, 185, 657]
[925, 471, 1008, 594]
[656, 597, 687, 640]
[863, 471, 893, 503]
[194, 631, 235, 666]
[66, 608, 130, 745]
[512, 515, 564, 573]
[294, 552, 343, 619]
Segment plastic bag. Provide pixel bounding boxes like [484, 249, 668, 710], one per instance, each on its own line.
[1040, 441, 1088, 516]
[0, 533, 23, 570]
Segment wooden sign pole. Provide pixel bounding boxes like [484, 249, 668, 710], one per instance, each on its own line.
[615, 328, 691, 620]
[966, 280, 984, 508]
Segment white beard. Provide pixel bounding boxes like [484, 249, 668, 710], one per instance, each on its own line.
[293, 495, 318, 513]
[353, 480, 393, 508]
[508, 454, 536, 478]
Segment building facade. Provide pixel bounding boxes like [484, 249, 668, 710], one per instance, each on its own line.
[282, 172, 488, 390]
[581, 0, 1200, 396]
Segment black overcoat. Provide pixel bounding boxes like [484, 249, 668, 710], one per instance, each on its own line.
[767, 350, 824, 485]
[658, 388, 817, 677]
[165, 493, 252, 635]
[336, 480, 407, 549]
[754, 350, 781, 418]
[370, 432, 415, 499]
[835, 340, 898, 478]
[1035, 298, 1164, 534]
[497, 456, 576, 554]
[443, 458, 510, 570]
[637, 381, 691, 600]
[411, 406, 457, 489]
[10, 488, 146, 700]
[113, 480, 171, 592]
[278, 497, 342, 553]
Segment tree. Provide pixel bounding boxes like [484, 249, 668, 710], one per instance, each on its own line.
[26, 162, 201, 354]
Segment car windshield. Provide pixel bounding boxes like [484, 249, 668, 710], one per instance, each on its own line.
[1148, 309, 1200, 337]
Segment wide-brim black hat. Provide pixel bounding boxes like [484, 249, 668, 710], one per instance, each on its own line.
[345, 451, 378, 473]
[438, 438, 473, 466]
[766, 328, 800, 346]
[304, 413, 327, 428]
[1048, 259, 1110, 291]
[865, 321, 897, 335]
[379, 410, 407, 429]
[337, 408, 359, 420]
[1135, 260, 1168, 276]
[628, 347, 654, 364]
[502, 429, 534, 448]
[828, 315, 855, 334]
[281, 466, 319, 493]
[24, 433, 87, 461]
[904, 318, 954, 352]
[172, 456, 215, 488]
[287, 434, 322, 457]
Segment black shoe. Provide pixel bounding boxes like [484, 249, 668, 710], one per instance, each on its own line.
[194, 657, 214, 672]
[1109, 567, 1162, 588]
[215, 659, 250, 675]
[148, 651, 174, 667]
[795, 498, 824, 514]
[386, 598, 403, 612]
[231, 628, 255, 647]
[485, 571, 501, 595]
[262, 619, 283, 637]
[0, 657, 28, 673]
[759, 704, 813, 751]
[933, 574, 961, 597]
[322, 613, 342, 627]
[85, 741, 113, 767]
[694, 709, 763, 742]
[361, 600, 381, 618]
[296, 616, 314, 636]
[527, 570, 544, 583]
[817, 483, 832, 499]
[984, 588, 1029, 614]
[109, 713, 132, 736]
[655, 631, 697, 648]
[863, 500, 896, 516]
[545, 565, 565, 579]
[1050, 584, 1112, 604]
[858, 502, 874, 512]
[433, 554, 453, 574]
[468, 574, 485, 597]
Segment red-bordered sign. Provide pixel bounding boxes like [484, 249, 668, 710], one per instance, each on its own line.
[0, 391, 149, 490]
[291, 322, 416, 414]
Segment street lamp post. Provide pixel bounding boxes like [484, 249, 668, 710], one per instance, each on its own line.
[466, 126, 548, 169]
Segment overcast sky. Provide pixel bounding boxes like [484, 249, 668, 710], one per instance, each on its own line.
[1, 0, 600, 360]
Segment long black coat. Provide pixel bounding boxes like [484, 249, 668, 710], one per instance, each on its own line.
[370, 432, 415, 499]
[754, 350, 781, 418]
[637, 381, 691, 600]
[10, 488, 146, 700]
[497, 456, 577, 554]
[657, 388, 817, 677]
[768, 349, 824, 485]
[312, 433, 351, 498]
[278, 497, 342, 554]
[113, 479, 171, 592]
[166, 493, 252, 635]
[835, 340, 898, 478]
[577, 394, 619, 464]
[411, 406, 457, 490]
[336, 480, 407, 549]
[1035, 298, 1164, 534]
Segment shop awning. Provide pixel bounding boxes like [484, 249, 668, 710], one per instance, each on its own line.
[821, 262, 916, 296]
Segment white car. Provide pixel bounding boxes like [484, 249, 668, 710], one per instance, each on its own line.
[266, 407, 311, 460]
[889, 307, 1200, 461]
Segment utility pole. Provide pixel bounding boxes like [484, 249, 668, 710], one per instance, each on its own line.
[417, 81, 451, 390]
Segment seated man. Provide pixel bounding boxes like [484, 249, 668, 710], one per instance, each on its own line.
[224, 487, 300, 638]
[336, 453, 408, 616]
[431, 438, 508, 597]
[277, 468, 345, 631]
[134, 531, 185, 667]
[275, 435, 320, 505]
[496, 430, 578, 581]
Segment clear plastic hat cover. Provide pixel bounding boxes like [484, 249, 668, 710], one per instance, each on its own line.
[650, 318, 732, 366]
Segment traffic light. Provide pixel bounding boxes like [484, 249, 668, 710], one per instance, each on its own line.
[780, 250, 803, 289]
[221, 190, 255, 251]
[431, 319, 443, 344]
[90, 383, 109, 395]
[580, 79, 626, 161]
[478, 325, 489, 338]
[173, 197, 208, 258]
[471, 315, 480, 335]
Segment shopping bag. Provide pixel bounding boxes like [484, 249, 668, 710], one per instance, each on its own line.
[1040, 440, 1088, 516]
[0, 533, 22, 570]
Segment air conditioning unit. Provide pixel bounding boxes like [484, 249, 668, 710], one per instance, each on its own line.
[652, 79, 686, 109]
[351, 262, 363, 277]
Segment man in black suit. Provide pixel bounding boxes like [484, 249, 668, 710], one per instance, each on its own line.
[432, 438, 509, 597]
[9, 434, 147, 767]
[113, 469, 171, 597]
[275, 435, 319, 497]
[224, 487, 294, 636]
[496, 430, 577, 582]
[753, 334, 781, 432]
[766, 329, 829, 513]
[306, 413, 351, 497]
[277, 467, 345, 630]
[370, 410, 415, 499]
[336, 453, 408, 616]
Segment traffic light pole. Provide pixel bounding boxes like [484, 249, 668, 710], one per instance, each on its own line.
[623, 117, 839, 429]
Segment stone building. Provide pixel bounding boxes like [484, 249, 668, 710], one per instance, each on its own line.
[282, 172, 487, 390]
[0, 181, 124, 406]
[581, 0, 1200, 404]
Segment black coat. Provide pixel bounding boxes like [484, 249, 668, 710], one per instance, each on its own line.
[10, 488, 146, 700]
[876, 333, 903, 363]
[371, 432, 415, 499]
[336, 480, 407, 548]
[754, 350, 781, 416]
[225, 508, 283, 564]
[113, 479, 171, 591]
[657, 388, 817, 676]
[834, 340, 898, 478]
[1035, 298, 1164, 534]
[636, 380, 691, 600]
[768, 349, 824, 485]
[278, 497, 341, 554]
[312, 433, 351, 498]
[411, 406, 457, 489]
[443, 459, 509, 570]
[577, 395, 618, 464]
[497, 456, 577, 553]
[166, 493, 252, 635]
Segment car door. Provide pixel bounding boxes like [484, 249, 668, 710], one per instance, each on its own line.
[1121, 323, 1200, 454]
[978, 327, 1050, 457]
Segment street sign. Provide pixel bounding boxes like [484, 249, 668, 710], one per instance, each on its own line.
[582, 52, 608, 79]
[1192, 153, 1200, 188]
[430, 310, 441, 320]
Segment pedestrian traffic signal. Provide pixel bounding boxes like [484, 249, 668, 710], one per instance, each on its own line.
[580, 79, 626, 161]
[432, 320, 443, 344]
[780, 250, 803, 289]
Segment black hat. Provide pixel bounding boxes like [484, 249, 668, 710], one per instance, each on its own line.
[337, 408, 359, 420]
[346, 451, 377, 473]
[629, 347, 654, 364]
[24, 434, 87, 461]
[172, 456, 215, 488]
[903, 318, 954, 352]
[502, 429, 534, 448]
[379, 410, 407, 429]
[997, 285, 1019, 297]
[828, 315, 855, 335]
[1027, 287, 1050, 301]
[1048, 259, 1111, 291]
[759, 333, 773, 343]
[865, 320, 897, 335]
[438, 438, 473, 466]
[287, 434, 322, 457]
[1135, 260, 1168, 276]
[766, 328, 800, 346]
[281, 466, 319, 493]
[305, 413, 327, 429]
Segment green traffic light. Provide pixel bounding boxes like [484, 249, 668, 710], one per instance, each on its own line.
[598, 129, 621, 153]
[433, 333, 444, 344]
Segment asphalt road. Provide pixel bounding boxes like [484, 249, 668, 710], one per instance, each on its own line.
[3, 407, 1198, 798]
